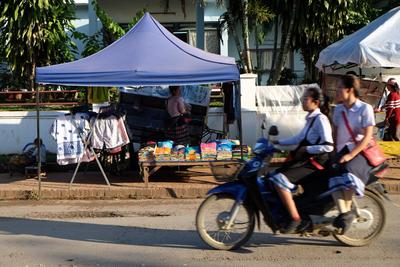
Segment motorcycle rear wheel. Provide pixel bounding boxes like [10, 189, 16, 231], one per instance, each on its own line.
[196, 193, 255, 250]
[333, 190, 386, 247]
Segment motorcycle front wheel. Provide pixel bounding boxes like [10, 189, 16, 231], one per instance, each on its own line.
[333, 189, 386, 247]
[196, 193, 255, 250]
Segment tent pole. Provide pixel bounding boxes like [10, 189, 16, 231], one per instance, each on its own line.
[235, 81, 243, 160]
[35, 82, 42, 199]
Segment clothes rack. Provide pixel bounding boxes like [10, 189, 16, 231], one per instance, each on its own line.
[69, 107, 111, 189]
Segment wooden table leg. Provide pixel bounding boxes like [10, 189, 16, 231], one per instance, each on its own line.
[148, 166, 161, 176]
[139, 164, 143, 178]
[143, 166, 149, 188]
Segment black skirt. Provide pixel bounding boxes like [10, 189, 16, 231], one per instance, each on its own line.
[277, 153, 330, 184]
[165, 116, 190, 145]
[331, 146, 373, 184]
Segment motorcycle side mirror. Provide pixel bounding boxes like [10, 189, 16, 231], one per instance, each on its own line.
[261, 120, 266, 130]
[269, 125, 279, 136]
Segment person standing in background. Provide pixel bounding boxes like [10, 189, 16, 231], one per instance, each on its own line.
[375, 79, 392, 112]
[384, 78, 400, 141]
[165, 86, 191, 145]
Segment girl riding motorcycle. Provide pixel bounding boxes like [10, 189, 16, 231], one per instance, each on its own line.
[270, 87, 334, 233]
[327, 74, 377, 234]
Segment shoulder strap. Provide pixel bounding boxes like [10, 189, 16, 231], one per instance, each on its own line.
[304, 114, 320, 140]
[307, 115, 334, 146]
[341, 111, 357, 143]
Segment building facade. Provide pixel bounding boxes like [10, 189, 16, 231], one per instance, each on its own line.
[72, 0, 305, 84]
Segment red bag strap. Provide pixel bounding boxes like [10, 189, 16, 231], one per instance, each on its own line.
[309, 157, 325, 170]
[341, 111, 357, 143]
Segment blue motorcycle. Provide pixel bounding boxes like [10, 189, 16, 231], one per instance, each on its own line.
[195, 137, 389, 250]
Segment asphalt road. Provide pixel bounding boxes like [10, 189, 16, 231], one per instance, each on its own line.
[0, 196, 399, 267]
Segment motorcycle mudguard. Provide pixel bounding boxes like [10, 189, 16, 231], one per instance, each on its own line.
[366, 183, 391, 202]
[207, 181, 248, 204]
[207, 181, 262, 229]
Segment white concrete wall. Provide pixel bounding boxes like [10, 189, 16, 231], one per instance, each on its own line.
[0, 111, 67, 154]
[0, 75, 266, 154]
[0, 110, 264, 154]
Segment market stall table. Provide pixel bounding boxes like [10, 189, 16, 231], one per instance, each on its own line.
[139, 160, 243, 187]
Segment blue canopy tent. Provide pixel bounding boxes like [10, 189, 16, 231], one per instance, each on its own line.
[36, 13, 239, 85]
[34, 13, 241, 192]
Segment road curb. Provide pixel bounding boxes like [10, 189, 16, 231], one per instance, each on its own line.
[382, 180, 400, 194]
[0, 186, 214, 200]
[0, 180, 398, 201]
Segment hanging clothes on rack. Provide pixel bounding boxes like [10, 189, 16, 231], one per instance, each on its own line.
[90, 108, 130, 150]
[50, 112, 94, 165]
[88, 87, 110, 113]
[222, 82, 236, 124]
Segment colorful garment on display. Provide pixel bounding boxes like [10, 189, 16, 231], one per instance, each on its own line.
[120, 85, 211, 107]
[50, 113, 92, 165]
[91, 115, 130, 149]
[88, 87, 110, 104]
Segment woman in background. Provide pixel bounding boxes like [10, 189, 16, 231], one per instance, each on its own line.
[166, 86, 191, 145]
[384, 78, 400, 141]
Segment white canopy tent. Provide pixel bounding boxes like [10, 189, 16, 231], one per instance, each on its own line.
[316, 6, 400, 70]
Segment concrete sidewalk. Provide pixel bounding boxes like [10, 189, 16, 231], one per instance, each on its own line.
[0, 165, 399, 200]
[0, 167, 219, 200]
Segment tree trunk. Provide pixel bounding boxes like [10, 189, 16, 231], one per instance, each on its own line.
[255, 24, 262, 85]
[30, 61, 36, 91]
[301, 45, 320, 83]
[241, 0, 252, 73]
[302, 47, 312, 82]
[29, 43, 36, 91]
[269, 1, 297, 85]
[267, 16, 279, 85]
[310, 54, 319, 82]
[227, 13, 247, 73]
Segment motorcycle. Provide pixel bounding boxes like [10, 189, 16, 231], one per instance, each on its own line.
[195, 130, 390, 250]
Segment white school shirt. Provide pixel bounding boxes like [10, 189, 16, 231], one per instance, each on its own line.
[279, 108, 334, 154]
[332, 100, 375, 152]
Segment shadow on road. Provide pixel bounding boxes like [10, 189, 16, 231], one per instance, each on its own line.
[0, 217, 338, 251]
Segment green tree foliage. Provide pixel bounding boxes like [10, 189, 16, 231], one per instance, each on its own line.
[267, 0, 384, 84]
[162, 0, 188, 18]
[267, 0, 297, 85]
[217, 0, 274, 73]
[0, 0, 78, 90]
[292, 0, 379, 82]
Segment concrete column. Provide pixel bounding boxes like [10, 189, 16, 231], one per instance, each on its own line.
[88, 0, 98, 36]
[196, 0, 205, 50]
[240, 73, 258, 111]
[238, 74, 259, 146]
